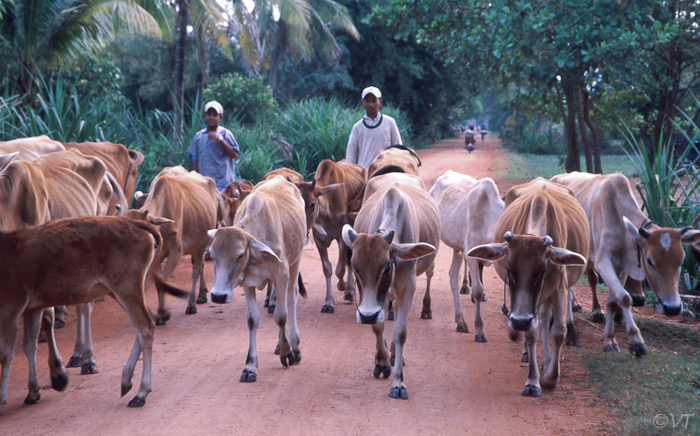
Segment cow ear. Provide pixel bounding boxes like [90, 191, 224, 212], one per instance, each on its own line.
[680, 228, 700, 245]
[467, 243, 508, 261]
[548, 247, 587, 266]
[148, 215, 174, 226]
[207, 229, 218, 239]
[342, 224, 359, 247]
[392, 242, 435, 261]
[249, 238, 283, 263]
[0, 151, 19, 172]
[317, 183, 343, 196]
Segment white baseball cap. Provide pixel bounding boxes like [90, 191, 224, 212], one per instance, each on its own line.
[204, 101, 223, 115]
[361, 86, 382, 99]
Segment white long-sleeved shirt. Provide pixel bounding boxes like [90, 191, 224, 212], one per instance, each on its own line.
[345, 113, 402, 168]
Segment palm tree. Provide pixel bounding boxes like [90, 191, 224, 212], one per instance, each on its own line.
[230, 0, 359, 90]
[0, 0, 164, 96]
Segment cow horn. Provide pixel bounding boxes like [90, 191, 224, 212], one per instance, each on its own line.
[311, 176, 316, 188]
[542, 235, 553, 247]
[638, 227, 651, 239]
[503, 231, 514, 241]
[383, 230, 395, 244]
[679, 226, 692, 235]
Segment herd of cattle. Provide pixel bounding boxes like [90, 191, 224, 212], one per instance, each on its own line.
[1, 135, 698, 414]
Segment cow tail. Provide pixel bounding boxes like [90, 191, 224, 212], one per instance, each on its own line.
[153, 272, 189, 299]
[298, 273, 307, 299]
[133, 220, 188, 300]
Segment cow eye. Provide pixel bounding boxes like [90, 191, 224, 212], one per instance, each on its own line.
[646, 257, 654, 267]
[310, 201, 316, 209]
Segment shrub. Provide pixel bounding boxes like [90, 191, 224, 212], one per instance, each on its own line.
[203, 73, 278, 126]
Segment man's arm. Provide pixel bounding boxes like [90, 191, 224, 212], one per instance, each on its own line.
[208, 131, 239, 159]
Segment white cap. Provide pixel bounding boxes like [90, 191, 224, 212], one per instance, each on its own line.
[361, 86, 382, 100]
[204, 101, 223, 115]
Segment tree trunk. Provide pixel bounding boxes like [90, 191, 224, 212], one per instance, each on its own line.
[562, 74, 580, 172]
[173, 0, 190, 153]
[196, 25, 209, 99]
[266, 22, 288, 92]
[582, 90, 602, 174]
[575, 87, 593, 172]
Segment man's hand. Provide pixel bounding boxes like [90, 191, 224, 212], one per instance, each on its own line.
[207, 131, 222, 142]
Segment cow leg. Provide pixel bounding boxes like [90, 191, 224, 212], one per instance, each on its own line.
[539, 302, 553, 374]
[77, 302, 98, 374]
[521, 324, 541, 397]
[241, 286, 259, 383]
[267, 284, 277, 315]
[469, 258, 487, 341]
[0, 309, 22, 414]
[274, 273, 299, 367]
[565, 288, 580, 346]
[22, 309, 43, 405]
[40, 308, 68, 392]
[54, 306, 67, 329]
[285, 262, 302, 364]
[116, 291, 155, 408]
[460, 256, 470, 294]
[569, 287, 583, 313]
[196, 251, 209, 305]
[420, 262, 434, 320]
[186, 252, 206, 314]
[371, 322, 391, 380]
[625, 277, 646, 307]
[541, 291, 566, 391]
[156, 248, 182, 324]
[389, 284, 415, 400]
[449, 251, 468, 332]
[587, 269, 605, 323]
[67, 305, 85, 368]
[338, 240, 355, 303]
[315, 236, 336, 313]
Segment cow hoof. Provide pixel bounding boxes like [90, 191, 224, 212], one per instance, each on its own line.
[54, 319, 65, 329]
[51, 373, 69, 391]
[460, 285, 469, 295]
[521, 353, 529, 363]
[475, 333, 487, 343]
[24, 392, 40, 405]
[127, 396, 146, 408]
[344, 293, 354, 303]
[274, 344, 280, 355]
[38, 331, 47, 343]
[456, 325, 469, 333]
[631, 295, 646, 307]
[321, 305, 335, 313]
[388, 310, 395, 321]
[81, 362, 99, 375]
[590, 313, 606, 324]
[263, 299, 269, 308]
[67, 355, 82, 368]
[281, 350, 301, 367]
[185, 306, 197, 315]
[196, 296, 207, 304]
[603, 344, 620, 352]
[389, 386, 408, 400]
[629, 343, 647, 357]
[240, 370, 257, 383]
[421, 311, 432, 320]
[373, 365, 391, 379]
[267, 304, 276, 315]
[572, 304, 583, 313]
[521, 386, 541, 397]
[121, 382, 133, 397]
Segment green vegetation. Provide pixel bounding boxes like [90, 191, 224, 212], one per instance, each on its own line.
[576, 318, 700, 435]
[500, 151, 639, 180]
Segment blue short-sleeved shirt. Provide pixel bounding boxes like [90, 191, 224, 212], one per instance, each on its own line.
[187, 126, 239, 190]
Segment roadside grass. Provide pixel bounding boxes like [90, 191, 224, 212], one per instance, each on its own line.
[500, 151, 639, 179]
[574, 313, 700, 435]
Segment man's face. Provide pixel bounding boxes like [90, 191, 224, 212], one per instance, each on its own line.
[362, 94, 382, 118]
[204, 109, 223, 127]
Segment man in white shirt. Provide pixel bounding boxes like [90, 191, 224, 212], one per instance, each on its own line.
[345, 86, 403, 167]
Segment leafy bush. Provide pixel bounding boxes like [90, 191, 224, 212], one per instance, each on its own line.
[203, 73, 278, 126]
[499, 118, 565, 154]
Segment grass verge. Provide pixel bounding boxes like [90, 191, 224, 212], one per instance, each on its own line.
[500, 151, 639, 179]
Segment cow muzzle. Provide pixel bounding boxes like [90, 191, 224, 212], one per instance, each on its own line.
[508, 314, 535, 331]
[656, 301, 682, 316]
[211, 292, 232, 304]
[357, 308, 384, 325]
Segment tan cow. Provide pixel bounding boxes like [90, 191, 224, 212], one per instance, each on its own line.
[311, 159, 367, 313]
[550, 172, 700, 356]
[468, 178, 589, 397]
[207, 175, 307, 382]
[366, 145, 421, 179]
[63, 141, 144, 213]
[0, 216, 188, 414]
[429, 171, 504, 339]
[0, 135, 65, 161]
[125, 166, 223, 323]
[342, 173, 439, 400]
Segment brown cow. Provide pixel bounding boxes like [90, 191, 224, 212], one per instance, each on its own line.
[342, 173, 439, 400]
[207, 175, 307, 382]
[366, 145, 421, 179]
[63, 141, 144, 213]
[0, 135, 65, 161]
[468, 178, 589, 397]
[125, 166, 223, 323]
[550, 172, 700, 355]
[0, 216, 188, 414]
[220, 179, 255, 227]
[311, 159, 367, 313]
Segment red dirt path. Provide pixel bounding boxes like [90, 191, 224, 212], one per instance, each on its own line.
[1, 135, 616, 435]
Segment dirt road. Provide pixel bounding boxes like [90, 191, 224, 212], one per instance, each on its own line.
[1, 135, 613, 435]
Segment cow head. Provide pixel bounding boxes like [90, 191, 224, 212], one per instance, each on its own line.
[221, 180, 254, 227]
[342, 224, 435, 325]
[624, 216, 700, 315]
[468, 232, 586, 333]
[207, 227, 282, 303]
